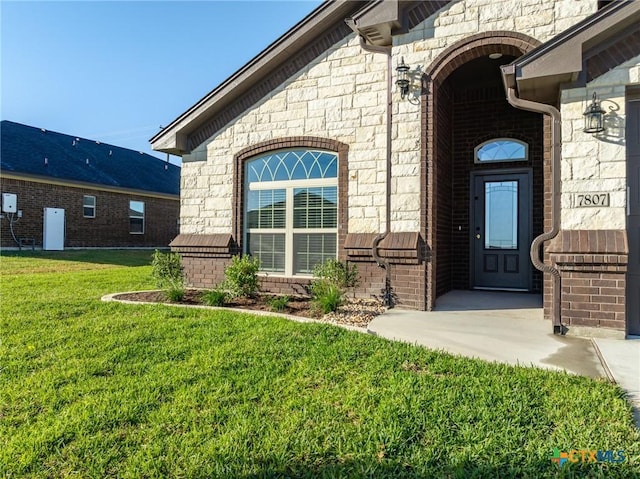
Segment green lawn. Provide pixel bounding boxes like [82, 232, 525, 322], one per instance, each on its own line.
[1, 250, 639, 478]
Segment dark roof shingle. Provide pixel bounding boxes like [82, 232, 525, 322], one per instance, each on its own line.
[1, 120, 180, 196]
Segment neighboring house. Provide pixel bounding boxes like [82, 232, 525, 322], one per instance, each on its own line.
[1, 120, 180, 249]
[151, 0, 640, 338]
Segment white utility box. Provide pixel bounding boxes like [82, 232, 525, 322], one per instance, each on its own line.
[43, 208, 65, 250]
[2, 193, 17, 213]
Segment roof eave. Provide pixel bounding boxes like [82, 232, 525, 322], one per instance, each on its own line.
[1, 171, 180, 200]
[346, 0, 408, 46]
[505, 0, 640, 104]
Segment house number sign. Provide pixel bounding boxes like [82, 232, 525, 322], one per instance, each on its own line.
[572, 192, 610, 207]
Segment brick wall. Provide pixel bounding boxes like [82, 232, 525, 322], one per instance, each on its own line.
[435, 82, 453, 297]
[548, 230, 628, 333]
[1, 177, 179, 248]
[344, 232, 426, 309]
[559, 270, 626, 330]
[180, 254, 232, 289]
[450, 84, 545, 292]
[422, 32, 547, 308]
[175, 231, 428, 308]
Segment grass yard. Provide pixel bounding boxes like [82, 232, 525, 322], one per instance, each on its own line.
[1, 250, 639, 478]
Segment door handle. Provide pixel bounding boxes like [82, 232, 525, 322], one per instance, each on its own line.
[476, 234, 481, 239]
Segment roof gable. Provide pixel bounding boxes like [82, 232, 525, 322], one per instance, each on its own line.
[150, 0, 450, 155]
[1, 121, 180, 196]
[150, 1, 367, 155]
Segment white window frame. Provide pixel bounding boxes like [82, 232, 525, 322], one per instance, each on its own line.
[129, 200, 145, 234]
[474, 138, 528, 164]
[83, 195, 96, 218]
[244, 150, 338, 277]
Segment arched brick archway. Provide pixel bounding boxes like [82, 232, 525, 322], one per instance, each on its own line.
[424, 31, 541, 85]
[420, 32, 548, 310]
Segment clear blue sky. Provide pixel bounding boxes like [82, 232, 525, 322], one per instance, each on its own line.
[1, 0, 323, 163]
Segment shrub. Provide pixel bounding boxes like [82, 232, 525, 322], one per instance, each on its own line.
[151, 250, 184, 302]
[222, 255, 260, 299]
[201, 288, 227, 307]
[310, 283, 343, 315]
[151, 250, 183, 289]
[312, 259, 358, 292]
[310, 259, 358, 314]
[268, 295, 290, 312]
[165, 286, 185, 302]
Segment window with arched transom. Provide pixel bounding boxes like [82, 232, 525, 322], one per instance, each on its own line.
[244, 149, 338, 276]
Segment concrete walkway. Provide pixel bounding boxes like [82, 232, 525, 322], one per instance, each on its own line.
[368, 290, 640, 424]
[592, 336, 640, 426]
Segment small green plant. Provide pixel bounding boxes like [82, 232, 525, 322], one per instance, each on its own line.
[267, 295, 290, 312]
[222, 255, 260, 299]
[310, 283, 342, 315]
[151, 250, 183, 289]
[309, 259, 358, 314]
[201, 288, 227, 307]
[165, 286, 185, 302]
[151, 250, 185, 301]
[312, 259, 359, 292]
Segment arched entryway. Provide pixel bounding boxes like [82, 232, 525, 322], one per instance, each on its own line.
[421, 32, 550, 311]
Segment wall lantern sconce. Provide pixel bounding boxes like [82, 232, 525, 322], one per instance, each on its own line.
[395, 57, 410, 100]
[583, 92, 606, 134]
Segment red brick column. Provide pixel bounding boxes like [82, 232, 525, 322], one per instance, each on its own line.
[344, 232, 426, 309]
[548, 230, 628, 335]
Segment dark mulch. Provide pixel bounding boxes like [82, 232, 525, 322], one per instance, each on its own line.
[115, 290, 315, 317]
[113, 290, 385, 327]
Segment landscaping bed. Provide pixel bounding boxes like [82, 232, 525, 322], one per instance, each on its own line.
[113, 289, 386, 328]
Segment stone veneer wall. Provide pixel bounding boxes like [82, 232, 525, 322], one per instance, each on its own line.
[175, 0, 597, 308]
[544, 54, 640, 333]
[560, 56, 640, 231]
[181, 0, 596, 238]
[180, 36, 388, 236]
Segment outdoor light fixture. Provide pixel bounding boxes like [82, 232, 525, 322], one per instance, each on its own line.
[395, 57, 410, 100]
[583, 92, 606, 134]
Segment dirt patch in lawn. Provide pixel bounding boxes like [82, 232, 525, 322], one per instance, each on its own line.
[114, 290, 386, 328]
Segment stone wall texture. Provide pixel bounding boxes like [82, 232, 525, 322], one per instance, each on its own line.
[180, 0, 596, 237]
[560, 54, 640, 230]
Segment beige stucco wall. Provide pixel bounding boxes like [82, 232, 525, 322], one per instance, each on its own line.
[560, 55, 640, 230]
[179, 0, 596, 236]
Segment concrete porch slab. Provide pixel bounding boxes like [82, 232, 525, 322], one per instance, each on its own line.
[368, 290, 640, 426]
[368, 307, 604, 378]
